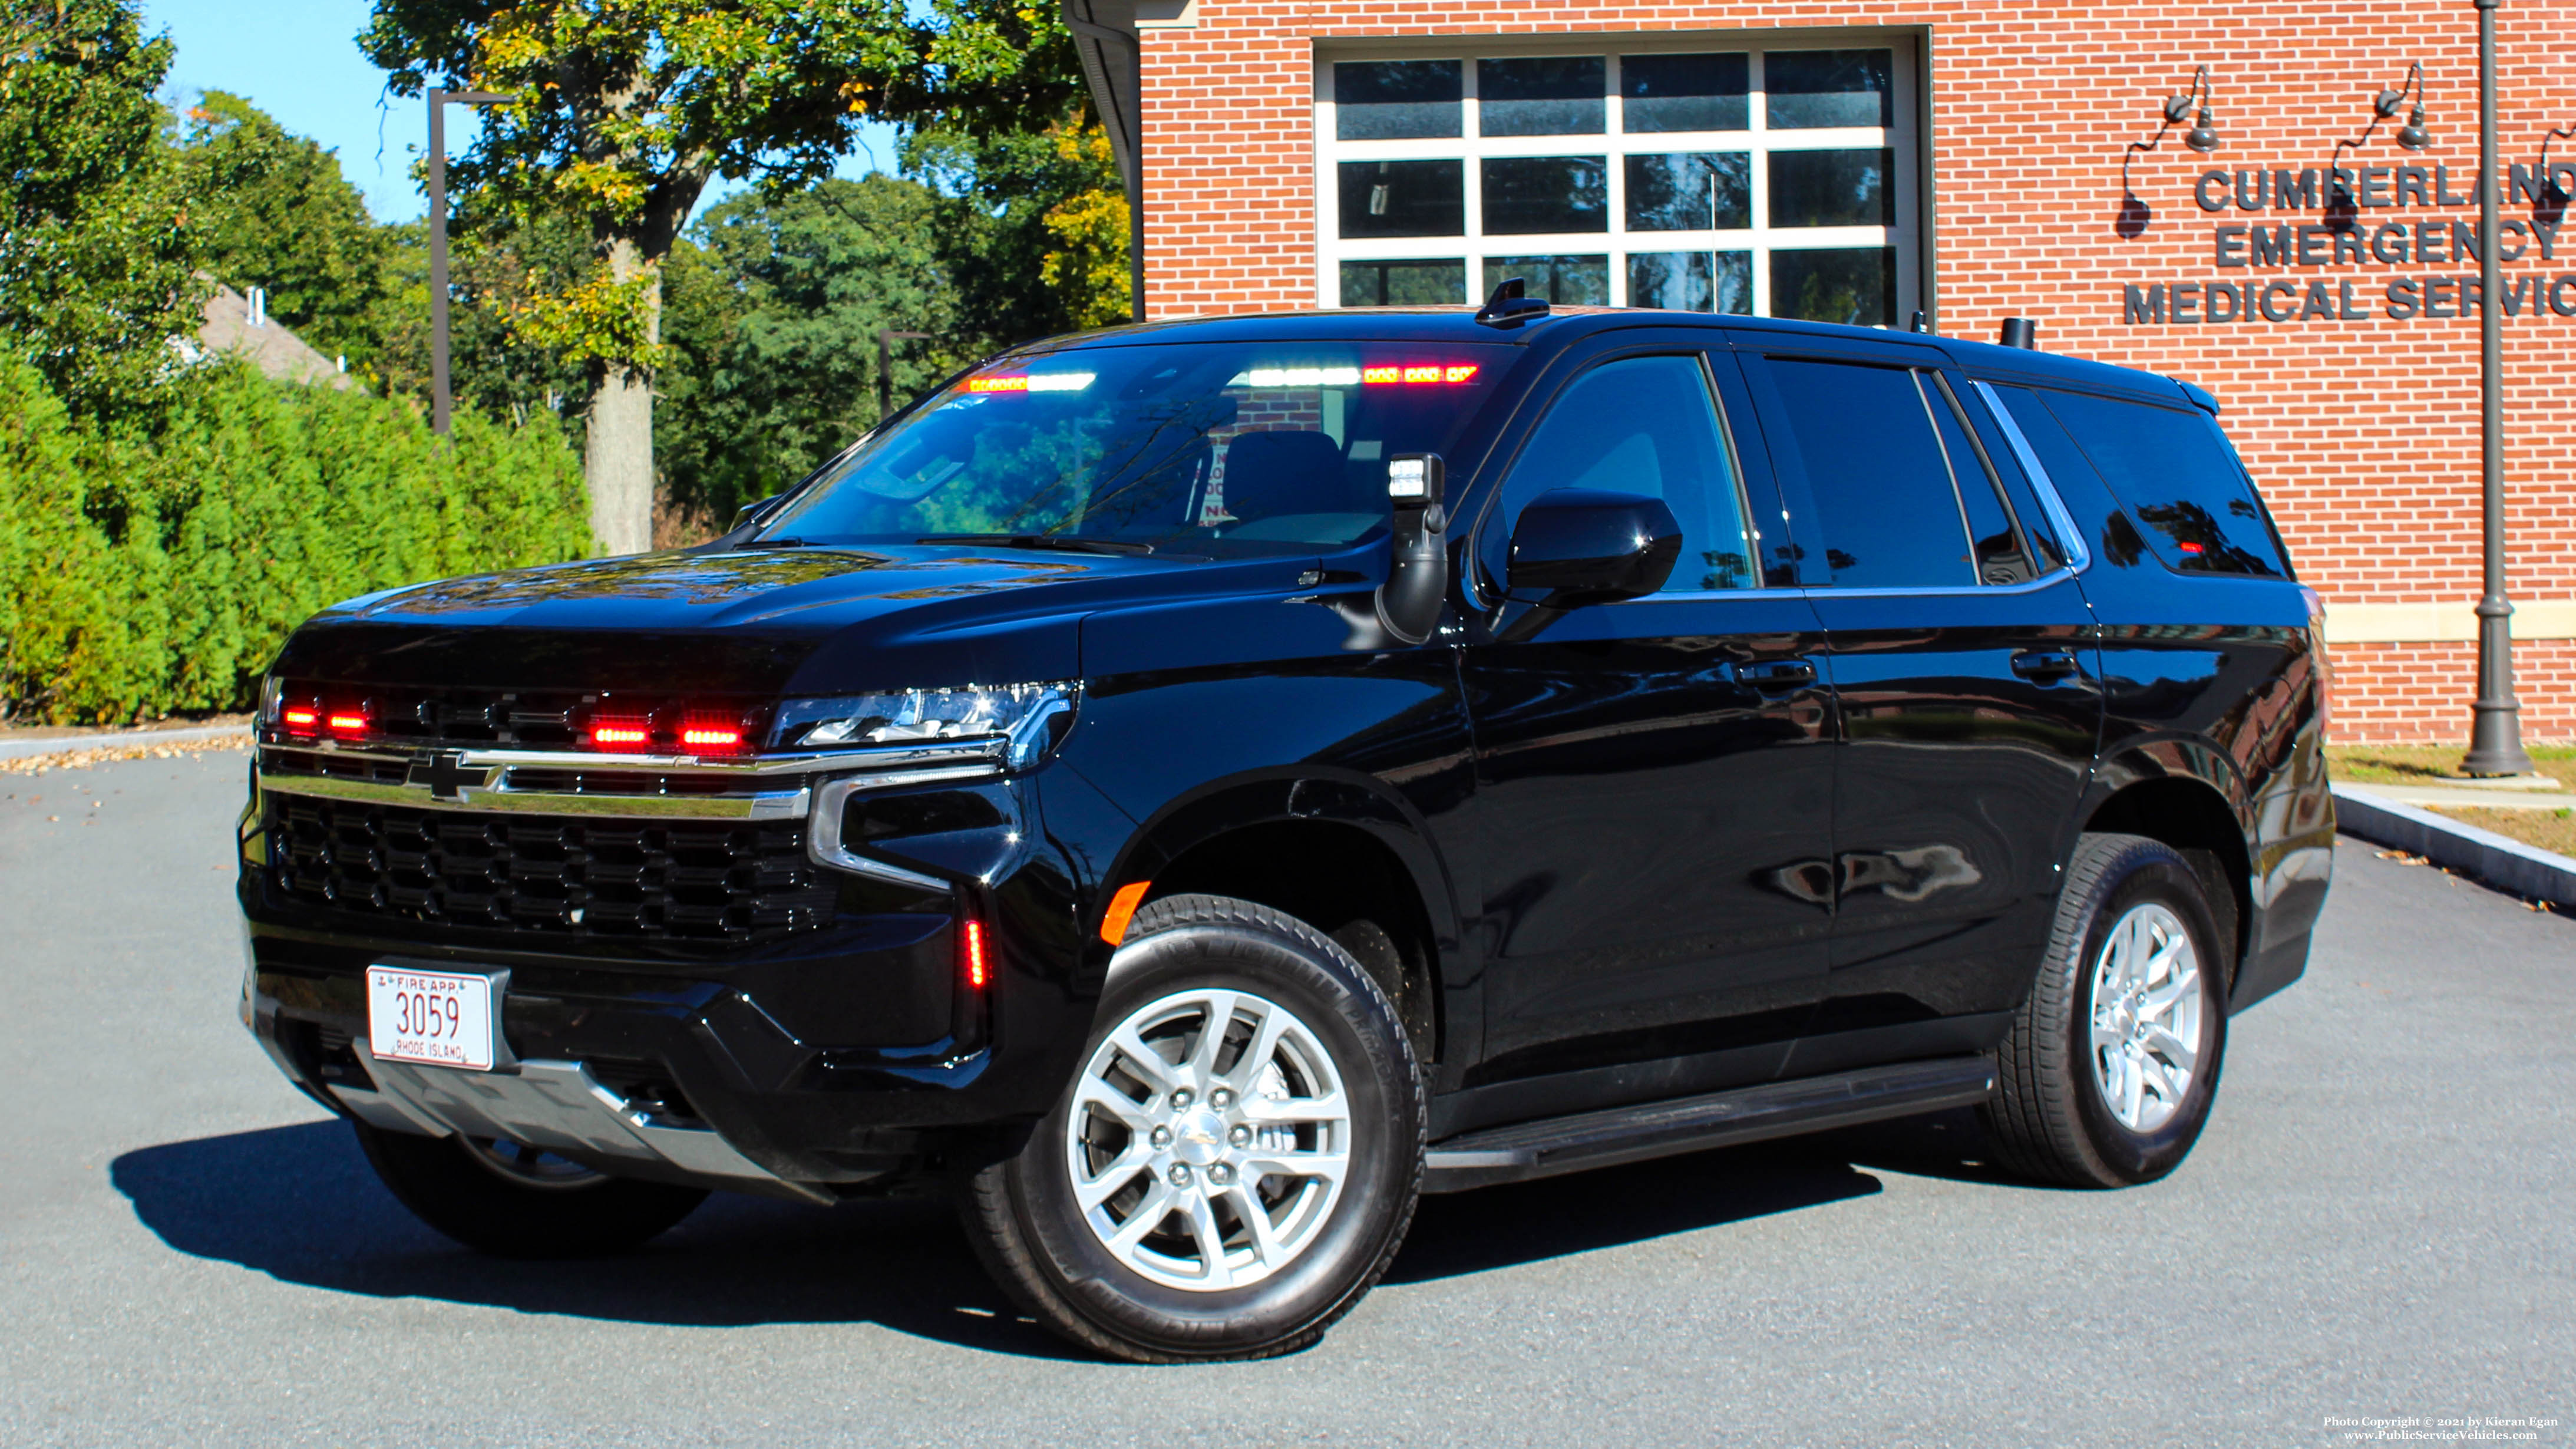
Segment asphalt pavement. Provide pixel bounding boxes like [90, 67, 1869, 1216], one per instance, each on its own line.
[2, 748, 2569, 1448]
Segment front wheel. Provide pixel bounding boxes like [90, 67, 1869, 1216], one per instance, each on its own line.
[1982, 833, 2231, 1189]
[955, 893, 1425, 1362]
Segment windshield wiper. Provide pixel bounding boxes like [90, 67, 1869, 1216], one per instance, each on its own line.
[916, 533, 1154, 556]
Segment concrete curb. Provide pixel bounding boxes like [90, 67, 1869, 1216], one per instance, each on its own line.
[2332, 783, 2576, 907]
[0, 724, 251, 762]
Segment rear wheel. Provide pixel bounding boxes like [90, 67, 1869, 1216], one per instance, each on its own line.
[955, 893, 1425, 1362]
[353, 1121, 708, 1257]
[1983, 833, 2231, 1189]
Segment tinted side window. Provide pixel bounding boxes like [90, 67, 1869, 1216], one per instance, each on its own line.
[1758, 358, 1973, 589]
[2037, 390, 2288, 577]
[1497, 355, 1756, 592]
[1922, 375, 2032, 583]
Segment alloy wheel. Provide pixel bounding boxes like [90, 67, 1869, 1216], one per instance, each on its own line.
[1064, 988, 1353, 1292]
[2087, 902, 2205, 1133]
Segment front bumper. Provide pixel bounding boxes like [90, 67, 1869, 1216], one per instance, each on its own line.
[237, 740, 1115, 1195]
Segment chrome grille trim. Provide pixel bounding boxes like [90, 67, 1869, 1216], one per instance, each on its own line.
[259, 771, 815, 820]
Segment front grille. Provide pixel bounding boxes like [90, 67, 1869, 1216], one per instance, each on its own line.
[269, 796, 835, 943]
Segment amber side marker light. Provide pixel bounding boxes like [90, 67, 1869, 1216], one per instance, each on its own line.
[960, 919, 992, 990]
[1099, 880, 1153, 946]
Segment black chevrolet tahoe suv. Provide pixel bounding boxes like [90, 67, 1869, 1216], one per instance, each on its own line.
[237, 297, 2334, 1362]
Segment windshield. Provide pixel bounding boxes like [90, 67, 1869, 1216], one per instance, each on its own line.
[754, 341, 1519, 556]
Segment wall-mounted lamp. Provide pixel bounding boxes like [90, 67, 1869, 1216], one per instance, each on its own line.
[2119, 66, 2218, 239]
[2375, 61, 2432, 150]
[2329, 62, 2428, 233]
[2162, 66, 2221, 153]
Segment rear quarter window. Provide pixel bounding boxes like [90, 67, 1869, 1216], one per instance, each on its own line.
[2035, 389, 2290, 579]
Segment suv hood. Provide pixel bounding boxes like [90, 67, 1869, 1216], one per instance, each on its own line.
[272, 544, 1316, 695]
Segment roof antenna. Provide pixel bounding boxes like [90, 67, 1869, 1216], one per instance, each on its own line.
[1474, 275, 1549, 329]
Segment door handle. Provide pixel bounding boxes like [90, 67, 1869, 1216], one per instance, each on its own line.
[2010, 648, 2082, 682]
[1733, 658, 1818, 691]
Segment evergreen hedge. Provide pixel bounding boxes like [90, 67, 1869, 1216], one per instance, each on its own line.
[0, 358, 589, 724]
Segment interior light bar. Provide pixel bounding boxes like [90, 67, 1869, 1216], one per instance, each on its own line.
[1244, 367, 1363, 388]
[1360, 364, 1479, 385]
[967, 372, 1095, 394]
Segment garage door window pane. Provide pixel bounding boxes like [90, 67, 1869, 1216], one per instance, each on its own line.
[1763, 358, 1971, 589]
[1765, 49, 1894, 129]
[1768, 148, 1892, 227]
[1621, 53, 1749, 133]
[1339, 160, 1465, 239]
[1627, 152, 1752, 231]
[1479, 57, 1604, 137]
[1336, 61, 1462, 140]
[1483, 256, 1610, 305]
[1340, 259, 1467, 306]
[1482, 156, 1609, 234]
[1771, 248, 1894, 326]
[1628, 252, 1751, 312]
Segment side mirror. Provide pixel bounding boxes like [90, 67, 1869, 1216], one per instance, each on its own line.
[1506, 488, 1683, 607]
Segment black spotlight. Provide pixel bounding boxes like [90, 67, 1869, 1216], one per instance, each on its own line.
[2398, 105, 2431, 150]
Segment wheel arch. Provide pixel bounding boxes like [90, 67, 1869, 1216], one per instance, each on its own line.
[2080, 743, 2255, 991]
[1090, 769, 1461, 1068]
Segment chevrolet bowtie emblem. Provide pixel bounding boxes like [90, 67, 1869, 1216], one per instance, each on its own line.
[407, 750, 497, 802]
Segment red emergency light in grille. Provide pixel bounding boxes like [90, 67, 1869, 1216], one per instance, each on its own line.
[281, 707, 320, 737]
[587, 721, 653, 750]
[679, 717, 747, 753]
[325, 709, 369, 738]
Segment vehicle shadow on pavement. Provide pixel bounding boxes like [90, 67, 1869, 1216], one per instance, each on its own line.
[1389, 1140, 1885, 1284]
[110, 1119, 1086, 1359]
[113, 1110, 1989, 1349]
[1389, 1106, 2007, 1283]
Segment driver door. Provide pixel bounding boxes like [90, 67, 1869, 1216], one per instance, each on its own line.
[1461, 337, 1835, 1095]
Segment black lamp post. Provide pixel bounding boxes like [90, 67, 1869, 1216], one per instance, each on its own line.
[2462, 0, 2534, 775]
[428, 88, 512, 437]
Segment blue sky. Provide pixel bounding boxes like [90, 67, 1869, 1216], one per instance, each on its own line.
[142, 0, 897, 223]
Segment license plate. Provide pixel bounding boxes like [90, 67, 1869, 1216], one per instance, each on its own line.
[365, 965, 498, 1071]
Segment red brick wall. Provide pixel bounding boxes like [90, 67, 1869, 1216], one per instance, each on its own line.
[1137, 1, 2576, 742]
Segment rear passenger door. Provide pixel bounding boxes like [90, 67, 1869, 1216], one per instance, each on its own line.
[1732, 338, 2103, 1046]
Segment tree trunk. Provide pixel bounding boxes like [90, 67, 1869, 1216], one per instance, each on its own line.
[582, 236, 660, 554]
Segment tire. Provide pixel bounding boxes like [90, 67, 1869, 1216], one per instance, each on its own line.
[1982, 832, 2232, 1189]
[353, 1120, 709, 1258]
[955, 892, 1426, 1363]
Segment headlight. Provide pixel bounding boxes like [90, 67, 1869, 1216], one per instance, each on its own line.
[774, 681, 1079, 769]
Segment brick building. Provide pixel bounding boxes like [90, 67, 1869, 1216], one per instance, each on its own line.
[1064, 0, 2576, 742]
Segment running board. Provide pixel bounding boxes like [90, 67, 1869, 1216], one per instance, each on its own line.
[1420, 1056, 1996, 1193]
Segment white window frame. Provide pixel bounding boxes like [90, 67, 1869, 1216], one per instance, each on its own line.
[1312, 32, 1921, 320]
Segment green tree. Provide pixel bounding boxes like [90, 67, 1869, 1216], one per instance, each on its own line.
[174, 90, 394, 377]
[906, 111, 1130, 346]
[659, 172, 967, 527]
[357, 0, 1080, 555]
[0, 0, 200, 426]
